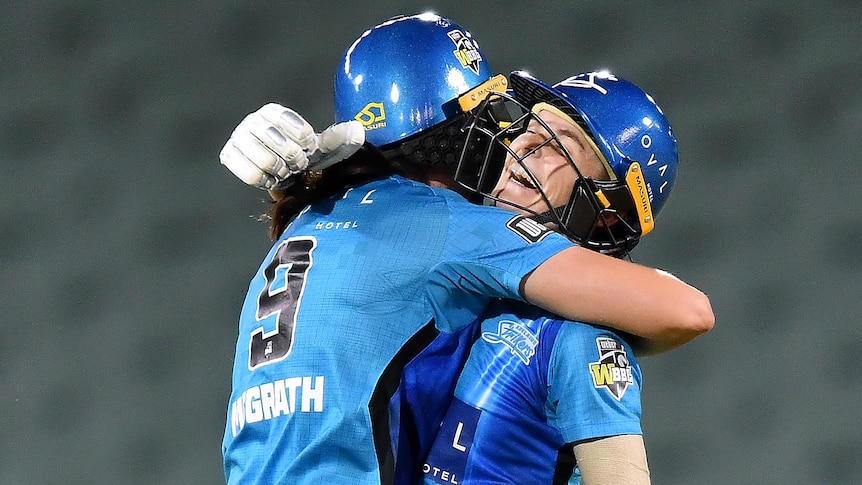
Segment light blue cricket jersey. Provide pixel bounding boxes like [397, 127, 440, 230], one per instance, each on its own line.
[422, 300, 643, 485]
[222, 176, 573, 485]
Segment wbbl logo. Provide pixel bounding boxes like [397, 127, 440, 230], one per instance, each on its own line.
[447, 30, 483, 75]
[588, 337, 634, 400]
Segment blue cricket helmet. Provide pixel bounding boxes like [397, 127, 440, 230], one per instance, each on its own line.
[454, 70, 679, 256]
[510, 70, 679, 223]
[334, 13, 495, 150]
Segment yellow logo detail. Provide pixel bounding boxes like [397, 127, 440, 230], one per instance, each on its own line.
[447, 30, 482, 74]
[625, 162, 654, 235]
[457, 74, 508, 113]
[454, 50, 471, 68]
[590, 363, 616, 386]
[354, 102, 386, 130]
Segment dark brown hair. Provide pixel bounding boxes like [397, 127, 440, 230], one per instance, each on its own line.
[265, 118, 480, 239]
[266, 145, 395, 239]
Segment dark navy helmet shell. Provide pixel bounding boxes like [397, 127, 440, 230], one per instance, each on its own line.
[509, 70, 679, 223]
[334, 13, 494, 149]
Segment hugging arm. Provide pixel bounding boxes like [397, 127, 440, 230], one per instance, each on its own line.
[522, 246, 714, 355]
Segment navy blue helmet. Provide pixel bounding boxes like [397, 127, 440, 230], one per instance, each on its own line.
[456, 70, 679, 256]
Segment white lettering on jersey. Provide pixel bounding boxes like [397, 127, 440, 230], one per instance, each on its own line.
[230, 376, 325, 436]
[360, 189, 376, 204]
[452, 422, 468, 452]
[311, 187, 374, 230]
[314, 221, 359, 230]
[422, 464, 460, 484]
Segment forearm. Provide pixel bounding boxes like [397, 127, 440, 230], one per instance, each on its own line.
[523, 246, 714, 355]
[573, 434, 650, 485]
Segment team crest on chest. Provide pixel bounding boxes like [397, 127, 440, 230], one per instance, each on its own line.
[482, 319, 539, 365]
[588, 337, 634, 400]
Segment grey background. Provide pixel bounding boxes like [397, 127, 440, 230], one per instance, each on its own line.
[2, 1, 860, 484]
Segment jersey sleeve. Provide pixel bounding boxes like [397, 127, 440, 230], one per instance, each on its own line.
[546, 323, 643, 444]
[426, 194, 574, 333]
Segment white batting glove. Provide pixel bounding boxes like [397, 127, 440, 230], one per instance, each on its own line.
[219, 103, 364, 190]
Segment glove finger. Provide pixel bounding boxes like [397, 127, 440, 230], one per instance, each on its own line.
[308, 120, 365, 171]
[236, 110, 311, 173]
[220, 142, 277, 189]
[256, 103, 319, 154]
[229, 132, 291, 179]
[258, 128, 309, 173]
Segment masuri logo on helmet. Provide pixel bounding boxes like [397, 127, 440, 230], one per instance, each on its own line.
[354, 102, 386, 130]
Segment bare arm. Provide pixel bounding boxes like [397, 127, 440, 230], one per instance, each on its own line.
[574, 434, 650, 485]
[522, 246, 714, 355]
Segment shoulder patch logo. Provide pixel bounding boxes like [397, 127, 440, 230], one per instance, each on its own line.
[588, 337, 633, 400]
[482, 319, 539, 365]
[506, 215, 552, 243]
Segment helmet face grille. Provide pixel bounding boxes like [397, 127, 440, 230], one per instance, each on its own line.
[455, 89, 643, 258]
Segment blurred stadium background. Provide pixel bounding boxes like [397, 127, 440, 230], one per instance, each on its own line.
[2, 1, 860, 483]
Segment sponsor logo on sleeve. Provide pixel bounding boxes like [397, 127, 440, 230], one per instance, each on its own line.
[506, 215, 552, 243]
[588, 337, 633, 400]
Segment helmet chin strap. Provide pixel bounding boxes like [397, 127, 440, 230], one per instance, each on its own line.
[485, 196, 559, 225]
[531, 209, 560, 225]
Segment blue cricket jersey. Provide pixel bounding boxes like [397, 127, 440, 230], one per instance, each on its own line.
[222, 176, 574, 485]
[422, 300, 643, 485]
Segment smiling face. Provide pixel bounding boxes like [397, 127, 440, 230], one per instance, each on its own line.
[490, 105, 610, 215]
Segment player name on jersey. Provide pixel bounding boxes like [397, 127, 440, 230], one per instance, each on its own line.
[229, 376, 324, 436]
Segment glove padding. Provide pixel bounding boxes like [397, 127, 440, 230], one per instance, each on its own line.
[220, 103, 365, 189]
